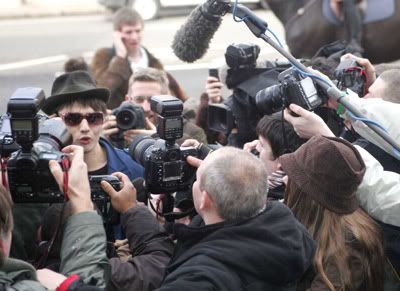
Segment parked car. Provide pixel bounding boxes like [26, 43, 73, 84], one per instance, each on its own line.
[99, 0, 269, 21]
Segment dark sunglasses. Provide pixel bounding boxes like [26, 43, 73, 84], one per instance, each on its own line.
[60, 112, 104, 127]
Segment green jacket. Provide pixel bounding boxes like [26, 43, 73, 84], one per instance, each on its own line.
[0, 211, 109, 290]
[0, 258, 46, 291]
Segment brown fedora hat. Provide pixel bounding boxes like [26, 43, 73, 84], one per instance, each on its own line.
[42, 70, 110, 115]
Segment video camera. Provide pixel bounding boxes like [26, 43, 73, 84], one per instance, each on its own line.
[208, 43, 276, 137]
[0, 88, 120, 203]
[110, 101, 145, 146]
[208, 53, 365, 139]
[129, 95, 198, 194]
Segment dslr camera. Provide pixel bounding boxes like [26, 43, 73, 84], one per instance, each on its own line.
[129, 95, 198, 194]
[110, 101, 145, 146]
[3, 88, 67, 202]
[1, 88, 120, 203]
[255, 67, 326, 115]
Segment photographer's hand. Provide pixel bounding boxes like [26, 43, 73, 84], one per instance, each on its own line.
[49, 145, 94, 214]
[113, 31, 127, 59]
[102, 109, 119, 139]
[243, 140, 259, 153]
[284, 104, 335, 139]
[186, 156, 203, 168]
[206, 76, 224, 104]
[37, 269, 67, 290]
[124, 117, 156, 143]
[341, 53, 376, 89]
[181, 139, 200, 148]
[101, 172, 137, 213]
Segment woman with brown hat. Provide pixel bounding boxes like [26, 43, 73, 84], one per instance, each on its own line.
[280, 135, 385, 291]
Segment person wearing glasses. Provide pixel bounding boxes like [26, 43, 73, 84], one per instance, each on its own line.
[116, 67, 207, 145]
[40, 70, 143, 244]
[42, 70, 143, 181]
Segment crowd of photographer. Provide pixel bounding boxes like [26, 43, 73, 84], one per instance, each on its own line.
[1, 2, 400, 290]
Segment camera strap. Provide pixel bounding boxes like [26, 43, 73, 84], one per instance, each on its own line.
[61, 158, 70, 200]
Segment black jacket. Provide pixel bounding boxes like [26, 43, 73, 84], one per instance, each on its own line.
[158, 201, 316, 291]
[108, 206, 174, 291]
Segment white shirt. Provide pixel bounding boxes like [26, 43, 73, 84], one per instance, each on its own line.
[128, 47, 149, 73]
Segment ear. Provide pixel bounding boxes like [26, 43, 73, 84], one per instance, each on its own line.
[199, 191, 214, 212]
[125, 94, 130, 101]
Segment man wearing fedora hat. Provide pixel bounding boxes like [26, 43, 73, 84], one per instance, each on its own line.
[42, 70, 143, 181]
[40, 70, 144, 243]
[39, 70, 175, 291]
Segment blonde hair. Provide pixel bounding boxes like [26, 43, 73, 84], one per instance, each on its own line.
[128, 68, 169, 95]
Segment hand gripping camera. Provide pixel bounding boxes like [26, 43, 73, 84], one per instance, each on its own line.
[129, 96, 198, 194]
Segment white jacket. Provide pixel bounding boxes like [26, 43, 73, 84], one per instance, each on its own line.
[339, 92, 400, 226]
[355, 146, 400, 227]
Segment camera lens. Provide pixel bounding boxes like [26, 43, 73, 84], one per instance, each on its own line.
[116, 109, 137, 130]
[128, 135, 156, 166]
[255, 84, 284, 115]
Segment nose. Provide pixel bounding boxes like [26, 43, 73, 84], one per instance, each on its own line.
[143, 100, 151, 113]
[79, 118, 90, 132]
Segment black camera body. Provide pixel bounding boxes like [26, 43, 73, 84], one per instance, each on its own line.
[256, 67, 326, 115]
[89, 175, 121, 202]
[334, 58, 366, 97]
[3, 88, 68, 203]
[129, 96, 197, 194]
[0, 115, 21, 158]
[110, 102, 145, 145]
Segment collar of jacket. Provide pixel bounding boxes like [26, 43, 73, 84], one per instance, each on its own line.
[171, 202, 273, 241]
[0, 257, 37, 282]
[98, 137, 129, 174]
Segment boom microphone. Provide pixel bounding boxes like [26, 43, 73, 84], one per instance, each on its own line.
[172, 0, 230, 63]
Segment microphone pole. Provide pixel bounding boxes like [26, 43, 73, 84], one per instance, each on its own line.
[229, 3, 400, 153]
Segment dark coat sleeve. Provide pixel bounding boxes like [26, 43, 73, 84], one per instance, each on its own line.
[108, 206, 174, 291]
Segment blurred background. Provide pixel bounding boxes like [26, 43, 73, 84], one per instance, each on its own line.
[0, 0, 284, 113]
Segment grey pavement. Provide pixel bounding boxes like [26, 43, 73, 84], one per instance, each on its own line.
[0, 0, 103, 19]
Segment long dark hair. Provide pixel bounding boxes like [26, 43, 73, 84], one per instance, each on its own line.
[285, 180, 384, 291]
